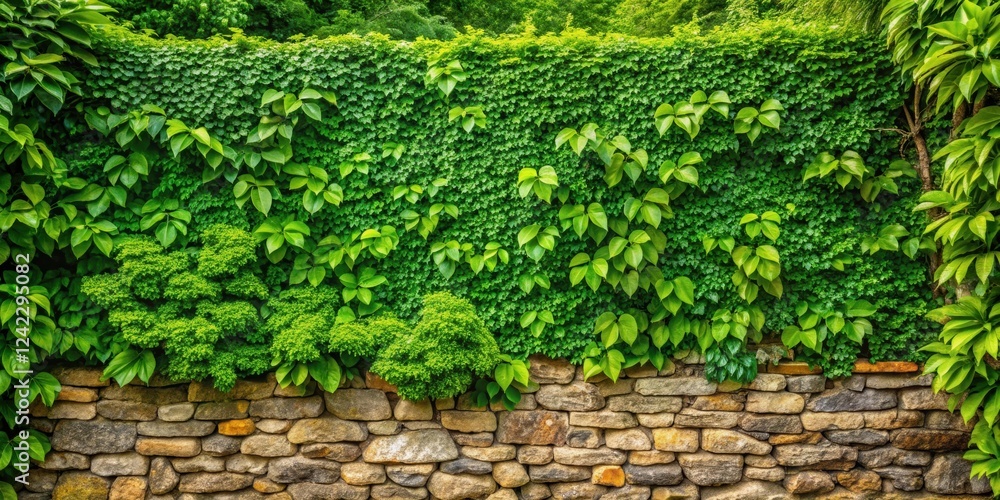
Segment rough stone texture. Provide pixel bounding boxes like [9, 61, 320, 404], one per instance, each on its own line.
[240, 434, 297, 457]
[517, 446, 554, 465]
[899, 388, 951, 410]
[825, 429, 889, 446]
[172, 454, 226, 472]
[744, 392, 804, 414]
[51, 420, 136, 454]
[674, 409, 739, 428]
[441, 457, 492, 474]
[441, 410, 498, 432]
[807, 388, 897, 412]
[194, 400, 249, 420]
[90, 452, 149, 476]
[700, 480, 788, 499]
[836, 469, 882, 492]
[135, 437, 201, 457]
[103, 385, 187, 405]
[569, 410, 638, 429]
[800, 411, 865, 431]
[462, 444, 517, 462]
[786, 375, 826, 393]
[287, 416, 368, 444]
[629, 450, 676, 466]
[747, 374, 786, 392]
[677, 451, 743, 486]
[738, 414, 802, 434]
[866, 373, 934, 389]
[527, 355, 575, 384]
[565, 426, 599, 448]
[325, 389, 393, 421]
[623, 463, 684, 486]
[701, 429, 771, 455]
[744, 466, 784, 482]
[218, 418, 256, 436]
[156, 403, 195, 422]
[52, 367, 109, 387]
[187, 377, 275, 402]
[372, 484, 429, 499]
[593, 465, 627, 487]
[528, 463, 591, 482]
[497, 411, 568, 444]
[363, 430, 459, 464]
[773, 443, 857, 470]
[691, 393, 745, 412]
[892, 428, 969, 451]
[387, 464, 436, 487]
[925, 452, 993, 495]
[652, 428, 699, 453]
[178, 472, 255, 493]
[136, 420, 216, 437]
[39, 451, 90, 471]
[635, 377, 717, 396]
[287, 482, 370, 500]
[427, 472, 497, 499]
[109, 476, 146, 500]
[608, 394, 682, 413]
[149, 457, 180, 494]
[863, 408, 924, 429]
[249, 396, 324, 419]
[33, 362, 990, 499]
[95, 400, 157, 421]
[636, 412, 675, 428]
[268, 455, 342, 483]
[394, 399, 434, 421]
[493, 460, 530, 487]
[605, 428, 652, 450]
[51, 471, 110, 500]
[535, 381, 605, 411]
[553, 446, 627, 466]
[784, 471, 835, 494]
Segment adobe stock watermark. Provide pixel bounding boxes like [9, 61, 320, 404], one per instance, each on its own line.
[11, 252, 35, 486]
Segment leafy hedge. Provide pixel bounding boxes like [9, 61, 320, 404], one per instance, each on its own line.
[66, 22, 930, 365]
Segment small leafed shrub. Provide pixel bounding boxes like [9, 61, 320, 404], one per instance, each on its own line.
[83, 225, 272, 391]
[372, 292, 501, 400]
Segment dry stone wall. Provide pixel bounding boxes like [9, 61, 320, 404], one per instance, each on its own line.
[20, 357, 993, 499]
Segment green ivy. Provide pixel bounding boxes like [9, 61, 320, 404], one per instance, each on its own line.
[64, 21, 932, 363]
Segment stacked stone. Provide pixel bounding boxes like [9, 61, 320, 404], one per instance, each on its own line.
[21, 358, 993, 499]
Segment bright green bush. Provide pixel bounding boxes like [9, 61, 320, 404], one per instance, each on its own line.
[73, 23, 931, 369]
[372, 292, 501, 399]
[82, 225, 272, 391]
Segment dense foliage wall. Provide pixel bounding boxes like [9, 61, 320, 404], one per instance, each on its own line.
[69, 23, 930, 367]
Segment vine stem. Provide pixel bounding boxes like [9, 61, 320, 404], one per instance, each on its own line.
[902, 85, 944, 295]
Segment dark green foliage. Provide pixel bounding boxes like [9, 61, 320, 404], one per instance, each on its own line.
[76, 22, 933, 365]
[103, 0, 252, 38]
[612, 0, 728, 36]
[105, 0, 456, 40]
[704, 337, 757, 383]
[81, 225, 270, 390]
[372, 292, 501, 399]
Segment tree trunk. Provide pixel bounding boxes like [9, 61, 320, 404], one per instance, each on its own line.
[904, 86, 943, 292]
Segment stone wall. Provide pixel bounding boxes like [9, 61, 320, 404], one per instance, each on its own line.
[19, 357, 993, 499]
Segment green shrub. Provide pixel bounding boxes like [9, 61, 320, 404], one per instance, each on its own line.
[372, 292, 501, 399]
[82, 225, 271, 391]
[264, 285, 341, 364]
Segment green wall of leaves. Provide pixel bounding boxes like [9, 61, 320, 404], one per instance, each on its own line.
[71, 22, 932, 363]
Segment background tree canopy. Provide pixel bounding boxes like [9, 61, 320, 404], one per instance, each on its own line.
[100, 0, 880, 40]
